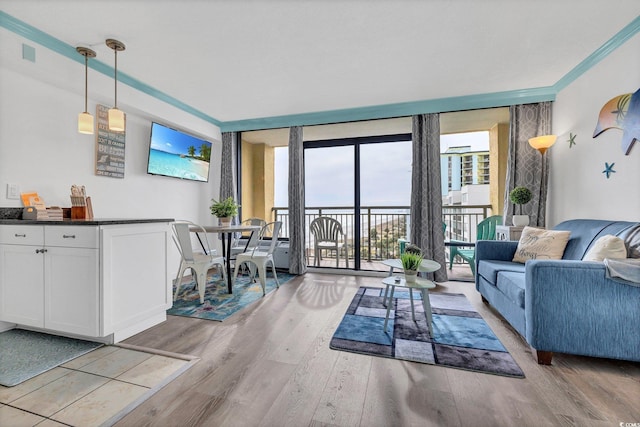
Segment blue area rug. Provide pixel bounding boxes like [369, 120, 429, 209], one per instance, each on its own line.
[168, 270, 296, 321]
[0, 329, 102, 387]
[330, 287, 525, 377]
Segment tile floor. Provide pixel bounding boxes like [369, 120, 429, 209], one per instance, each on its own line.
[0, 345, 194, 426]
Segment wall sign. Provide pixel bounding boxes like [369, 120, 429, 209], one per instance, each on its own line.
[95, 104, 126, 178]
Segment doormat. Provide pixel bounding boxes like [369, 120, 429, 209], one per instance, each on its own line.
[330, 287, 525, 378]
[0, 329, 102, 387]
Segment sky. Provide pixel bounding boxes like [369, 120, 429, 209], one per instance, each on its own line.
[149, 122, 212, 155]
[274, 131, 489, 207]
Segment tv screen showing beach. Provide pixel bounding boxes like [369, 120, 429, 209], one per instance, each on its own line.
[147, 122, 212, 182]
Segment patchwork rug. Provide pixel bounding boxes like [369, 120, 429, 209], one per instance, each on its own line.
[0, 329, 102, 386]
[168, 270, 296, 321]
[330, 287, 525, 378]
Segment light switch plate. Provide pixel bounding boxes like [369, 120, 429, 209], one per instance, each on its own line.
[7, 183, 20, 199]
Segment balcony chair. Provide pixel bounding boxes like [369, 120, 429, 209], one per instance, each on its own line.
[233, 221, 282, 295]
[448, 215, 502, 276]
[171, 221, 225, 303]
[309, 216, 349, 268]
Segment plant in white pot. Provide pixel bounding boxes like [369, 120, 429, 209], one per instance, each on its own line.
[509, 186, 532, 227]
[400, 245, 423, 283]
[210, 197, 239, 226]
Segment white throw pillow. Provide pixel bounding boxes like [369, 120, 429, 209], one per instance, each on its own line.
[513, 227, 571, 263]
[583, 235, 627, 262]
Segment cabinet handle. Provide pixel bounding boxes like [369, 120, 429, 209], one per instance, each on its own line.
[63, 234, 76, 239]
[14, 233, 26, 238]
[36, 248, 44, 254]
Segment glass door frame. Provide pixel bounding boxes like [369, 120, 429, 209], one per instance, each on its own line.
[304, 133, 411, 271]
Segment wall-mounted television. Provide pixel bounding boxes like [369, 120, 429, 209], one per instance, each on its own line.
[147, 122, 212, 182]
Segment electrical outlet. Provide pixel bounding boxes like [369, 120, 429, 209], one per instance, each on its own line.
[7, 183, 20, 199]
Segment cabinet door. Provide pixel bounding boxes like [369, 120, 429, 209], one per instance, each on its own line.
[0, 244, 44, 327]
[44, 246, 99, 336]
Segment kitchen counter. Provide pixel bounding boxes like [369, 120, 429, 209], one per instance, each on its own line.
[0, 218, 174, 225]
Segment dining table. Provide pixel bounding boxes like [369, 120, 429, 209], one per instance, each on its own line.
[190, 224, 261, 294]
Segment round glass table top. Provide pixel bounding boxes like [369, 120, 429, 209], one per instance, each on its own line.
[381, 258, 441, 273]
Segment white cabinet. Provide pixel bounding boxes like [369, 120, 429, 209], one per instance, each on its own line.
[0, 225, 99, 336]
[44, 246, 99, 336]
[0, 241, 44, 327]
[0, 221, 171, 343]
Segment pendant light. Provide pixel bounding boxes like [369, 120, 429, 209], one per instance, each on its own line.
[76, 46, 96, 134]
[106, 38, 126, 132]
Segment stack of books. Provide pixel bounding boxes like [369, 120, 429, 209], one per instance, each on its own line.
[46, 207, 64, 221]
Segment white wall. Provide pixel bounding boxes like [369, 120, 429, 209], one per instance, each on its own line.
[549, 33, 640, 226]
[0, 29, 222, 227]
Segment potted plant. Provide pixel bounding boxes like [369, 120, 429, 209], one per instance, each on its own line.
[509, 186, 532, 227]
[400, 245, 423, 283]
[210, 197, 239, 226]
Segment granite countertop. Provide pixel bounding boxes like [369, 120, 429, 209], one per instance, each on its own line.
[0, 218, 174, 226]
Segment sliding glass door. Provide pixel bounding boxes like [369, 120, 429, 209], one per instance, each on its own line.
[304, 134, 411, 271]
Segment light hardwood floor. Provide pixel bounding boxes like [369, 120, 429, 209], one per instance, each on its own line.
[117, 273, 640, 427]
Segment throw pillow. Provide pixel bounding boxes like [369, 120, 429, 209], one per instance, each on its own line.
[583, 235, 627, 262]
[512, 227, 571, 263]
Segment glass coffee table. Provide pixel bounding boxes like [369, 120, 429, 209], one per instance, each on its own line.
[381, 275, 436, 335]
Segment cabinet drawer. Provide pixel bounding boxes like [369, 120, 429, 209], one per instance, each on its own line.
[0, 225, 44, 245]
[45, 226, 98, 248]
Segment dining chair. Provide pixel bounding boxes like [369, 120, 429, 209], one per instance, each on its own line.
[449, 215, 502, 276]
[309, 216, 349, 268]
[232, 221, 282, 295]
[230, 217, 268, 257]
[171, 221, 225, 303]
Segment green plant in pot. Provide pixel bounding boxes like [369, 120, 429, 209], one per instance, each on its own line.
[401, 245, 423, 283]
[509, 186, 532, 227]
[210, 197, 239, 226]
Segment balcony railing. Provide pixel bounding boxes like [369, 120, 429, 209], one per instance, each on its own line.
[272, 204, 493, 265]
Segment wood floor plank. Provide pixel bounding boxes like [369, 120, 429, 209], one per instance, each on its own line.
[311, 351, 371, 426]
[361, 359, 461, 427]
[258, 323, 341, 427]
[114, 273, 640, 427]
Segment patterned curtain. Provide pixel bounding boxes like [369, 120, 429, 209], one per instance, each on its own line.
[288, 126, 307, 275]
[220, 132, 239, 225]
[410, 114, 448, 282]
[504, 102, 552, 227]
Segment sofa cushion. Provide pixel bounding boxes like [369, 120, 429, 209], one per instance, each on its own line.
[496, 271, 526, 309]
[555, 220, 637, 260]
[513, 227, 571, 263]
[478, 260, 526, 285]
[583, 235, 627, 261]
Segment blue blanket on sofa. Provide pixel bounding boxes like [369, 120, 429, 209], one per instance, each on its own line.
[604, 258, 640, 285]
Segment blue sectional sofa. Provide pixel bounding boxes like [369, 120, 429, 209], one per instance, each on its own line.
[475, 219, 640, 364]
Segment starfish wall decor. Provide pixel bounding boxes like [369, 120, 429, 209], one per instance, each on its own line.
[602, 162, 616, 179]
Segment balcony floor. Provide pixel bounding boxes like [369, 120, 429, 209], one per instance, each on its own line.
[306, 256, 475, 282]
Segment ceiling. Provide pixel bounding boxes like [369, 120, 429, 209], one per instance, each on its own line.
[2, 1, 639, 129]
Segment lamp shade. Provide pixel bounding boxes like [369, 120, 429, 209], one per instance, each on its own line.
[78, 112, 94, 134]
[108, 108, 125, 132]
[528, 135, 557, 155]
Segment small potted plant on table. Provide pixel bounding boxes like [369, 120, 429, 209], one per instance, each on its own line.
[210, 197, 239, 226]
[401, 244, 423, 283]
[509, 186, 532, 227]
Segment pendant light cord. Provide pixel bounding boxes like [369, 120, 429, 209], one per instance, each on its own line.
[84, 55, 89, 113]
[113, 49, 118, 109]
